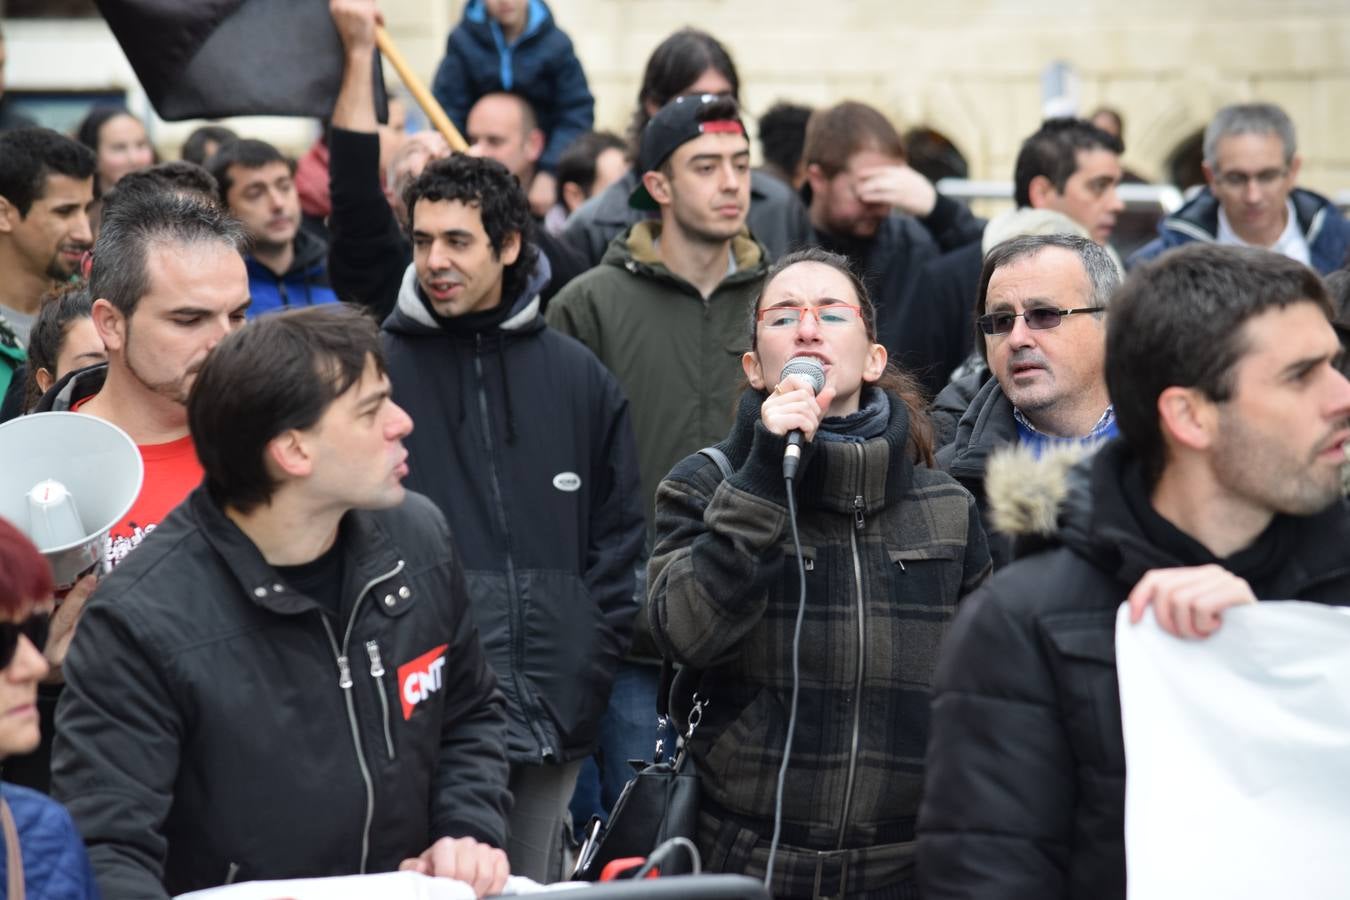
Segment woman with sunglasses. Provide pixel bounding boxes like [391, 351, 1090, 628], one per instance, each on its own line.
[0, 517, 100, 899]
[647, 247, 991, 898]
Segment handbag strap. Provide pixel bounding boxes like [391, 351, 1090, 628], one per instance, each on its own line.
[2, 796, 25, 900]
[653, 446, 732, 754]
[660, 446, 733, 722]
[697, 446, 735, 480]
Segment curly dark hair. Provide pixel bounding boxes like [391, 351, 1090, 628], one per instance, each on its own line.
[401, 153, 539, 308]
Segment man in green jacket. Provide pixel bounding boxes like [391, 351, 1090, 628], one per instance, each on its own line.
[546, 92, 769, 827]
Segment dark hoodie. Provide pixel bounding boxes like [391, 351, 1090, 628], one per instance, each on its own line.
[380, 259, 645, 766]
[244, 227, 339, 318]
[918, 439, 1350, 900]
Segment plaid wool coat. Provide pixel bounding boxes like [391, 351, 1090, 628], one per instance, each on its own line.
[648, 389, 991, 894]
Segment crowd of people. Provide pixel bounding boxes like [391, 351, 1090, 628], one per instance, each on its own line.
[1, 1, 1350, 898]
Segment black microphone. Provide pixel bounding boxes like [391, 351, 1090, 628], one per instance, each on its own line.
[778, 356, 826, 482]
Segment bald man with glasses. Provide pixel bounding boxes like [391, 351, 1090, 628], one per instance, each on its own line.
[1129, 102, 1350, 274]
[937, 233, 1121, 566]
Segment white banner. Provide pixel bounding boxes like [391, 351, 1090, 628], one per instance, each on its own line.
[177, 871, 585, 899]
[1116, 601, 1350, 900]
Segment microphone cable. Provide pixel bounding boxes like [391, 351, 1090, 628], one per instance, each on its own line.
[764, 473, 808, 890]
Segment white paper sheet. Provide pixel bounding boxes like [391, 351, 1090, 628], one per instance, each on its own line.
[1116, 601, 1350, 900]
[175, 871, 588, 899]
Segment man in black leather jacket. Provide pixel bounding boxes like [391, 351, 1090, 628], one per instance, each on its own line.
[52, 305, 513, 900]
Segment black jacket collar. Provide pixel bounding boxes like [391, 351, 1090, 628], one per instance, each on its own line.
[1057, 440, 1350, 594]
[188, 488, 406, 618]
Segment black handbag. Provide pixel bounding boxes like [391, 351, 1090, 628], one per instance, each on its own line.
[573, 673, 706, 880]
[573, 446, 733, 881]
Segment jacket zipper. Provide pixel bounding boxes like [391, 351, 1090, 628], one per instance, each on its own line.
[365, 640, 397, 760]
[320, 558, 406, 874]
[473, 336, 554, 762]
[837, 446, 867, 850]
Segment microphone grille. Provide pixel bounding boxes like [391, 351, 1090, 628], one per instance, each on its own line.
[779, 356, 825, 393]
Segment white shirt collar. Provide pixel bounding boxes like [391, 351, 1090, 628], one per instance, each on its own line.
[1216, 197, 1310, 265]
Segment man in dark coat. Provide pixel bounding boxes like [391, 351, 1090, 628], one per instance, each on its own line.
[207, 138, 340, 317]
[914, 117, 1125, 396]
[1129, 102, 1350, 274]
[936, 234, 1120, 567]
[800, 101, 984, 393]
[381, 152, 643, 884]
[561, 27, 814, 267]
[325, 1, 578, 322]
[52, 305, 512, 899]
[918, 244, 1350, 899]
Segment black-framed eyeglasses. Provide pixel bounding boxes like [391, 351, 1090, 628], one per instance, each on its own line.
[977, 306, 1103, 335]
[0, 614, 50, 670]
[1215, 167, 1289, 190]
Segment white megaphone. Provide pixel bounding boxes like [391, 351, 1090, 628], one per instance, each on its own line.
[0, 412, 144, 588]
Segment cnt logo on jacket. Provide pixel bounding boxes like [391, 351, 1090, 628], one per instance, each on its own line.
[398, 644, 449, 720]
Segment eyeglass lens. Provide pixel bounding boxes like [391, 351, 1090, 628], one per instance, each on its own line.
[1217, 168, 1286, 189]
[761, 305, 860, 327]
[982, 308, 1066, 334]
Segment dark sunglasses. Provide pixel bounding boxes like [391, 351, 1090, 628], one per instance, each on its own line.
[0, 614, 50, 670]
[977, 306, 1102, 335]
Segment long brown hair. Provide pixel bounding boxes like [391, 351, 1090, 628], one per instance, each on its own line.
[746, 247, 935, 466]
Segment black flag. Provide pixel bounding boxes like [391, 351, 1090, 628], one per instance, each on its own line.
[95, 0, 387, 121]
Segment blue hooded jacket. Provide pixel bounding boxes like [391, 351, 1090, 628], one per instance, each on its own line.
[0, 783, 101, 899]
[1127, 185, 1350, 274]
[431, 0, 594, 173]
[244, 226, 339, 318]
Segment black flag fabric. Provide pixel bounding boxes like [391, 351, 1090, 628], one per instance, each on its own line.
[95, 0, 387, 121]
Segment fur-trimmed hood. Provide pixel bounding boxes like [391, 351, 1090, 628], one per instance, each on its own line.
[985, 437, 1350, 585]
[985, 441, 1097, 539]
[982, 438, 1162, 579]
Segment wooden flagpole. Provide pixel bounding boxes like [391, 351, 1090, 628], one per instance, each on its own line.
[374, 26, 469, 152]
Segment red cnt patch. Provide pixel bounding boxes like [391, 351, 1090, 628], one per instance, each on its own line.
[397, 644, 449, 720]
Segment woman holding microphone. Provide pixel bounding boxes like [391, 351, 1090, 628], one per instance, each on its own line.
[647, 248, 990, 899]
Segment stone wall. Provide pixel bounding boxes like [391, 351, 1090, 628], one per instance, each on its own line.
[381, 0, 1350, 194]
[6, 1, 1346, 195]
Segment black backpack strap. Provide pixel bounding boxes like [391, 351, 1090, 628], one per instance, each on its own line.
[697, 445, 734, 480]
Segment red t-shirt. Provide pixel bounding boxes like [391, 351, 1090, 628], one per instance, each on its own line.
[69, 401, 204, 568]
[103, 434, 203, 567]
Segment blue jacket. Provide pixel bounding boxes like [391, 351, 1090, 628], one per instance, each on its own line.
[245, 227, 339, 318]
[1128, 186, 1350, 274]
[0, 783, 100, 899]
[431, 0, 594, 173]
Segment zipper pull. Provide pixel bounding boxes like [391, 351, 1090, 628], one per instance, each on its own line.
[365, 640, 385, 677]
[337, 654, 354, 690]
[853, 495, 865, 531]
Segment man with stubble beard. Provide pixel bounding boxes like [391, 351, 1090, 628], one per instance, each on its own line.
[0, 128, 95, 403]
[34, 190, 250, 566]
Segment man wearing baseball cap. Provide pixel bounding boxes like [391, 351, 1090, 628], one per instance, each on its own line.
[546, 93, 770, 820]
